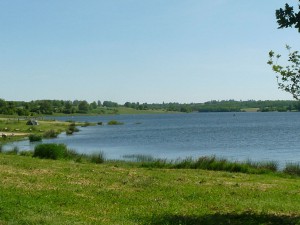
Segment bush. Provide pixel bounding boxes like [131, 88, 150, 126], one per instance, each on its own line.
[29, 134, 42, 142]
[66, 129, 74, 135]
[69, 123, 79, 132]
[66, 123, 80, 135]
[43, 130, 58, 138]
[33, 144, 68, 160]
[107, 120, 124, 125]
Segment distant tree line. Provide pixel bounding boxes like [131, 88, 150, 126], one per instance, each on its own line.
[0, 99, 104, 116]
[0, 98, 299, 116]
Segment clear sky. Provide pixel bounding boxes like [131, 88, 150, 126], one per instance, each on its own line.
[0, 0, 299, 104]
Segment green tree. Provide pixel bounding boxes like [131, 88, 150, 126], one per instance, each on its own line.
[39, 100, 53, 114]
[276, 2, 300, 32]
[90, 101, 97, 110]
[78, 101, 89, 113]
[268, 1, 300, 99]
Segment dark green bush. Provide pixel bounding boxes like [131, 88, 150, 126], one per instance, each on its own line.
[33, 144, 68, 160]
[29, 134, 42, 142]
[43, 130, 58, 138]
[66, 123, 80, 135]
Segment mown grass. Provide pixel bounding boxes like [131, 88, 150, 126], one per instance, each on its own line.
[0, 153, 299, 224]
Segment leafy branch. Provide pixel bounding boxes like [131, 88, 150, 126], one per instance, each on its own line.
[268, 45, 300, 99]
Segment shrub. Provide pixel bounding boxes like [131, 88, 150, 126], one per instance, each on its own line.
[66, 129, 74, 135]
[97, 122, 103, 125]
[43, 130, 58, 138]
[0, 145, 2, 153]
[283, 163, 300, 176]
[33, 144, 67, 160]
[107, 120, 124, 125]
[69, 123, 79, 132]
[29, 134, 42, 142]
[66, 123, 80, 135]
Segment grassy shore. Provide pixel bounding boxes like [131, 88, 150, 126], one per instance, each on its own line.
[0, 117, 76, 143]
[0, 153, 299, 225]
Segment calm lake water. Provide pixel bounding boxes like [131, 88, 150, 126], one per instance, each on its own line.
[4, 112, 300, 167]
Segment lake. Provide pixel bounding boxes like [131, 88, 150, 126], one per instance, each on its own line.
[4, 112, 300, 167]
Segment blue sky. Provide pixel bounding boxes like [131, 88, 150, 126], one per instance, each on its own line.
[0, 1, 299, 103]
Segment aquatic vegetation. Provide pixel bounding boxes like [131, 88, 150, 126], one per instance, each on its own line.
[43, 129, 59, 138]
[107, 120, 124, 125]
[33, 143, 68, 160]
[89, 151, 105, 164]
[28, 134, 42, 142]
[283, 163, 300, 176]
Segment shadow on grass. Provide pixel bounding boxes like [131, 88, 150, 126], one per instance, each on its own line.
[141, 213, 300, 225]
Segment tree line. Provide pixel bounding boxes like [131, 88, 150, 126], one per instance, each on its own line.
[0, 99, 120, 116]
[0, 98, 299, 116]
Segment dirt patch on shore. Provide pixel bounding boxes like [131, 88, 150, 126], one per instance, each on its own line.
[1, 132, 28, 137]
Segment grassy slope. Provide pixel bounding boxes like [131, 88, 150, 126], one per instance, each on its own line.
[0, 155, 300, 225]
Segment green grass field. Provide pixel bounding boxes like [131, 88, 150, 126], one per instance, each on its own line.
[0, 154, 299, 225]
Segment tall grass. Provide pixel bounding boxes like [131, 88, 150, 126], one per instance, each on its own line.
[283, 163, 300, 176]
[32, 143, 105, 164]
[89, 152, 105, 164]
[33, 144, 68, 160]
[139, 156, 279, 174]
[123, 154, 155, 162]
[5, 146, 19, 155]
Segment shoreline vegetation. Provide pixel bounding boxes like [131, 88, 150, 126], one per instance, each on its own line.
[1, 98, 300, 117]
[0, 117, 126, 143]
[0, 148, 300, 224]
[1, 145, 299, 176]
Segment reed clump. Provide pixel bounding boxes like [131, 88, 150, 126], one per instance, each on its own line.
[107, 120, 124, 125]
[43, 130, 59, 138]
[283, 163, 300, 176]
[139, 156, 279, 174]
[28, 134, 42, 142]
